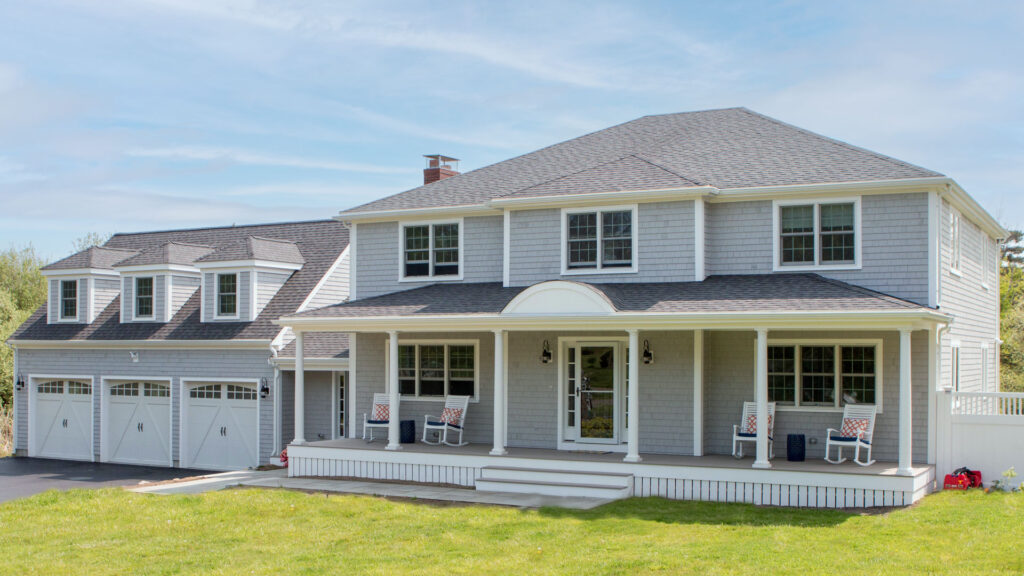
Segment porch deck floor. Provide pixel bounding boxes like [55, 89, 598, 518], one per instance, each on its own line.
[302, 438, 931, 478]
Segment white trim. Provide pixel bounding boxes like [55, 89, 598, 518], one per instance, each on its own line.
[491, 186, 715, 209]
[772, 197, 862, 272]
[502, 281, 615, 316]
[397, 218, 465, 283]
[694, 198, 705, 281]
[27, 373, 95, 461]
[9, 339, 271, 350]
[213, 272, 240, 320]
[114, 263, 201, 274]
[57, 278, 80, 323]
[165, 274, 173, 323]
[349, 225, 358, 300]
[560, 204, 639, 276]
[40, 268, 119, 278]
[271, 358, 350, 370]
[383, 337, 481, 402]
[200, 272, 207, 321]
[337, 204, 500, 223]
[693, 329, 703, 456]
[99, 376, 173, 466]
[928, 191, 939, 308]
[179, 377, 262, 470]
[502, 210, 511, 287]
[297, 246, 350, 313]
[557, 335, 630, 449]
[133, 276, 156, 321]
[194, 259, 302, 272]
[766, 338, 885, 413]
[87, 277, 95, 323]
[348, 333, 357, 439]
[250, 269, 258, 321]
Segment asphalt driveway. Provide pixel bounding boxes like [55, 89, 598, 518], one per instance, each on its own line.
[0, 457, 209, 503]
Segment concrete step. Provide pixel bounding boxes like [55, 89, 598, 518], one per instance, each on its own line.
[481, 465, 633, 487]
[475, 477, 632, 499]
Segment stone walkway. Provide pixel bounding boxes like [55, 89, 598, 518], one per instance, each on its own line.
[130, 470, 612, 509]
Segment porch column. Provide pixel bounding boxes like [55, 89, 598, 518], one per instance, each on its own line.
[292, 331, 306, 445]
[624, 329, 641, 463]
[693, 329, 704, 456]
[898, 328, 913, 475]
[386, 330, 402, 451]
[490, 329, 507, 455]
[753, 328, 771, 469]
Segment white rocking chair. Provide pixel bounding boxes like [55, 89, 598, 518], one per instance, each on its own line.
[732, 401, 777, 459]
[422, 395, 470, 447]
[362, 393, 390, 443]
[825, 404, 877, 466]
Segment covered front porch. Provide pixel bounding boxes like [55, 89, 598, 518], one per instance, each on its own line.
[278, 277, 946, 507]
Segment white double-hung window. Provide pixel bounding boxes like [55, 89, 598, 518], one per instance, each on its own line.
[766, 340, 882, 411]
[773, 198, 861, 271]
[562, 205, 637, 274]
[401, 220, 462, 280]
[59, 279, 78, 321]
[135, 277, 154, 319]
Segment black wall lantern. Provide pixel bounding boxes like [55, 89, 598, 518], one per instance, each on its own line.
[540, 340, 552, 364]
[259, 377, 270, 399]
[15, 373, 25, 391]
[642, 340, 654, 365]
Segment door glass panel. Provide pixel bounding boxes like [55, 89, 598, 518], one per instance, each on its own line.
[566, 346, 577, 428]
[580, 346, 615, 439]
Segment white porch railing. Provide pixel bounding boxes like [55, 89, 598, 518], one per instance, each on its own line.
[951, 391, 1024, 416]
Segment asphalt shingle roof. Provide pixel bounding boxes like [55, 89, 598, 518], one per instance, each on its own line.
[115, 242, 215, 267]
[41, 246, 139, 271]
[13, 220, 348, 341]
[196, 236, 305, 265]
[289, 274, 928, 319]
[279, 332, 350, 359]
[343, 108, 940, 214]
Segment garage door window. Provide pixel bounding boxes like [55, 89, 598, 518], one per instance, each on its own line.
[38, 381, 63, 394]
[111, 383, 139, 396]
[226, 385, 256, 400]
[190, 384, 221, 399]
[144, 383, 169, 397]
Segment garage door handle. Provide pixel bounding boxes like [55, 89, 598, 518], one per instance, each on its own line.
[220, 426, 226, 436]
[62, 418, 67, 428]
[138, 422, 143, 432]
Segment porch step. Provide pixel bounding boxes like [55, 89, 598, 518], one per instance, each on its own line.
[476, 466, 633, 500]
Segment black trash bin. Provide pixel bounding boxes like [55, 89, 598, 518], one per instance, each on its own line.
[787, 434, 806, 462]
[400, 419, 416, 444]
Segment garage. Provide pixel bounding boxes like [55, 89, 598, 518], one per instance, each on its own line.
[31, 378, 93, 461]
[183, 382, 259, 471]
[104, 381, 172, 466]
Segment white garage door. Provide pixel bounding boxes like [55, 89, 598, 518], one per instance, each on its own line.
[105, 382, 172, 466]
[185, 383, 258, 471]
[33, 379, 93, 461]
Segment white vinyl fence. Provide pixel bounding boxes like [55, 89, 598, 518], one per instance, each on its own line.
[938, 390, 1024, 488]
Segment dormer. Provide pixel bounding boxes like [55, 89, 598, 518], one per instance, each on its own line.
[40, 246, 138, 324]
[113, 242, 214, 323]
[194, 236, 304, 323]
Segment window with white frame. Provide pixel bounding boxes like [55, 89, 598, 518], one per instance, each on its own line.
[775, 199, 859, 269]
[135, 277, 154, 319]
[950, 211, 962, 273]
[766, 343, 880, 408]
[402, 222, 460, 278]
[217, 273, 237, 317]
[563, 207, 636, 272]
[60, 279, 78, 320]
[395, 342, 476, 398]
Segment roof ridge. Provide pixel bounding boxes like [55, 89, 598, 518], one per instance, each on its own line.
[106, 218, 337, 241]
[248, 235, 299, 244]
[734, 108, 943, 179]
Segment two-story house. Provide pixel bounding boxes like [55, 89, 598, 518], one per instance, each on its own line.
[279, 108, 1004, 507]
[9, 107, 1004, 508]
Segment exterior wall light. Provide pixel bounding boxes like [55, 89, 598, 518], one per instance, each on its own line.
[540, 340, 552, 364]
[259, 377, 270, 399]
[642, 340, 654, 365]
[15, 373, 25, 391]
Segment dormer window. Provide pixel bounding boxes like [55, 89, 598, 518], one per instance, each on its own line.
[135, 277, 154, 319]
[60, 280, 78, 320]
[217, 273, 238, 318]
[773, 198, 861, 271]
[401, 221, 462, 280]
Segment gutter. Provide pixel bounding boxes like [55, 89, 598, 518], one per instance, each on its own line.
[7, 339, 273, 350]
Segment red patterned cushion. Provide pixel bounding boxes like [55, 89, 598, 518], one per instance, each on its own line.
[372, 402, 389, 422]
[440, 407, 463, 425]
[743, 413, 757, 434]
[840, 417, 870, 438]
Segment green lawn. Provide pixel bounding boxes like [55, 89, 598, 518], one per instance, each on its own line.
[0, 488, 1021, 575]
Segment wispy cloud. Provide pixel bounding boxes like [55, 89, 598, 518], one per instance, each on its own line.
[125, 146, 415, 174]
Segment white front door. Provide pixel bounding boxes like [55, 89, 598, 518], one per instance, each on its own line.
[563, 341, 621, 444]
[105, 382, 171, 466]
[33, 379, 93, 460]
[184, 383, 258, 471]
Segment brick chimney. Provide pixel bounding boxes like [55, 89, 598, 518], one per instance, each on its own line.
[423, 154, 459, 185]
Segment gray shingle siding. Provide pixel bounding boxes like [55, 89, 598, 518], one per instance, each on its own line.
[280, 371, 336, 443]
[705, 193, 931, 305]
[256, 270, 291, 316]
[940, 198, 1001, 392]
[93, 278, 120, 322]
[122, 277, 134, 321]
[354, 216, 503, 300]
[508, 201, 696, 286]
[507, 331, 559, 448]
[13, 348, 275, 465]
[703, 330, 929, 463]
[353, 332, 494, 444]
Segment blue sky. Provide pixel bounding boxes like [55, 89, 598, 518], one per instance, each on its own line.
[1, 1, 1022, 260]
